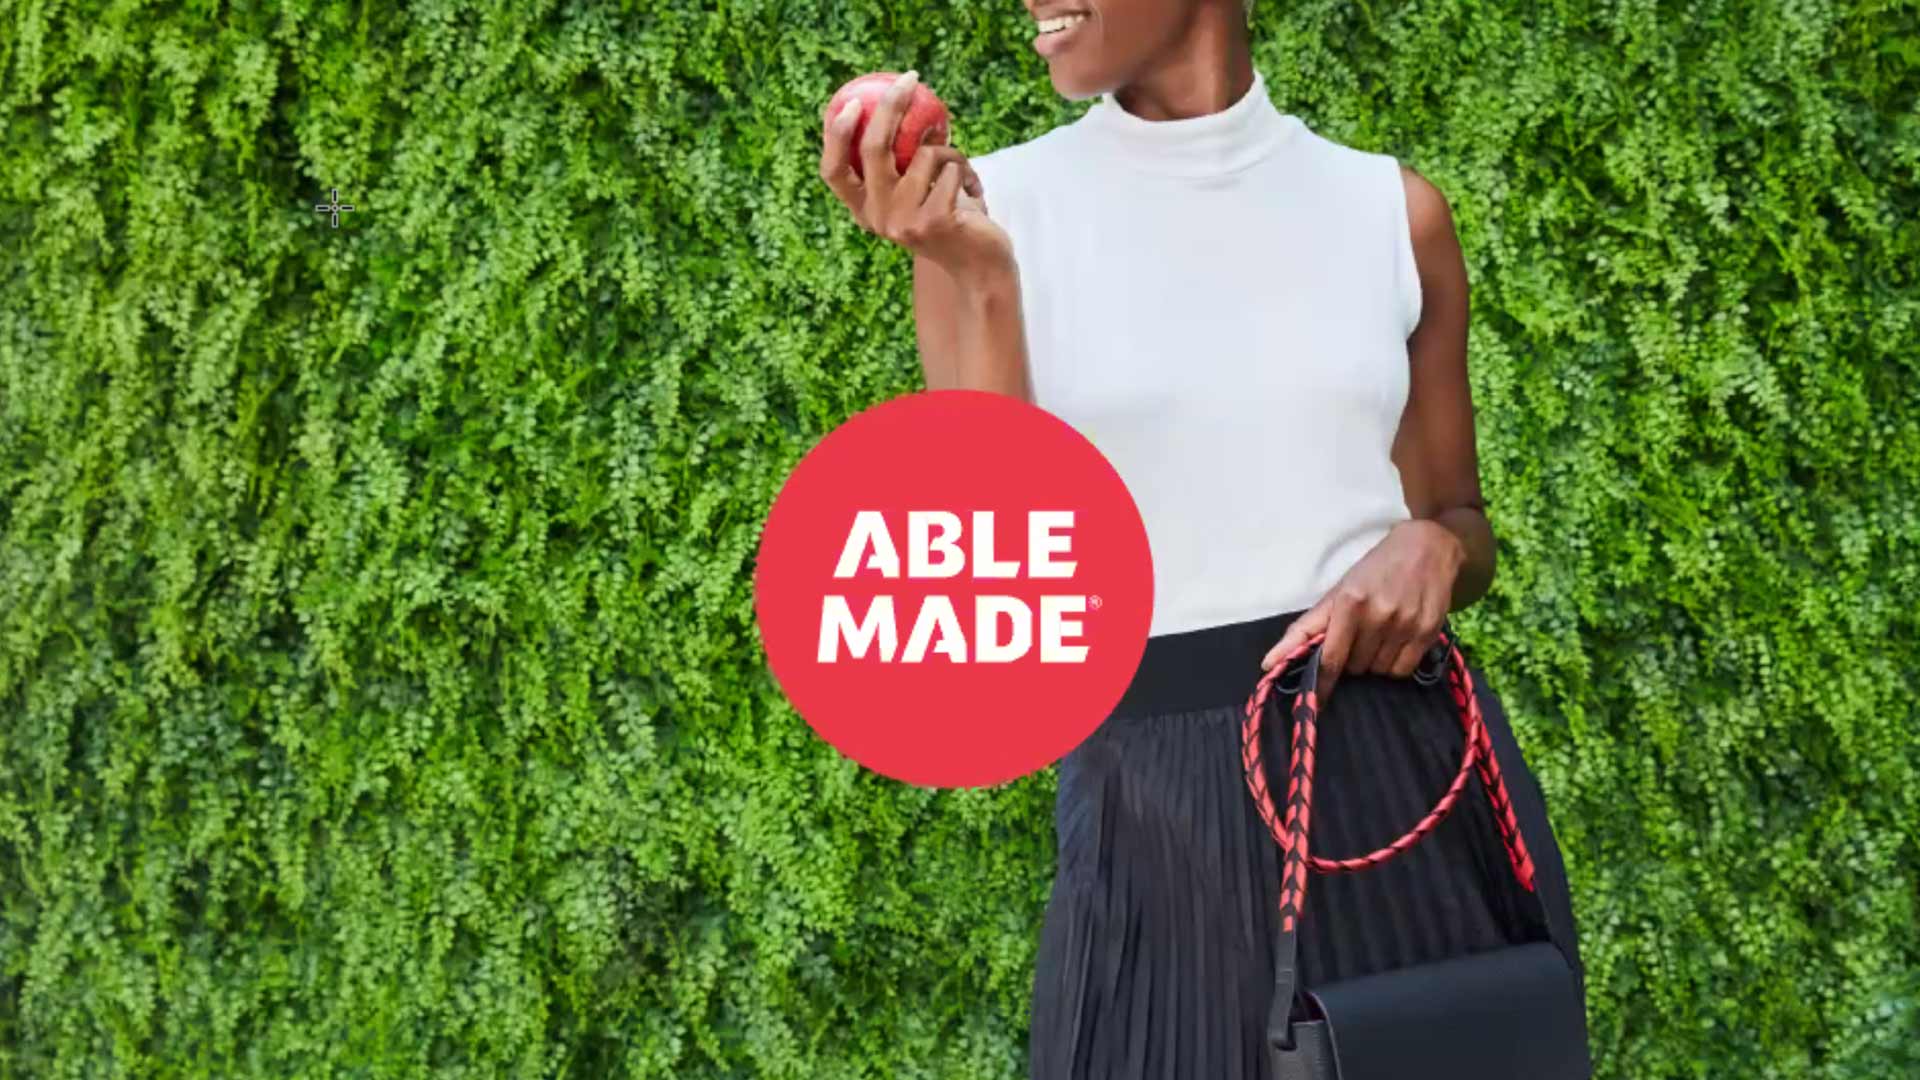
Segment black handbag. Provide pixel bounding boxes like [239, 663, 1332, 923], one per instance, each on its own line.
[1240, 624, 1593, 1080]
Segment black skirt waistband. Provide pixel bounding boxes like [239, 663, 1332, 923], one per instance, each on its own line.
[1112, 608, 1311, 716]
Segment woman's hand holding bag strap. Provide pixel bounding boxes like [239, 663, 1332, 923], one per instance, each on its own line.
[1241, 620, 1592, 1080]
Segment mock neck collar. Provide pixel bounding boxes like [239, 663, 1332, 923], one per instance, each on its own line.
[1080, 69, 1303, 178]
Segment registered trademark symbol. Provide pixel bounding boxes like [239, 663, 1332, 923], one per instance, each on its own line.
[1090, 595, 1103, 610]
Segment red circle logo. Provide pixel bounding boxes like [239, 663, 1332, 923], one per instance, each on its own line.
[754, 390, 1154, 788]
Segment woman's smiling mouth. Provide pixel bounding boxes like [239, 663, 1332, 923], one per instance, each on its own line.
[1033, 10, 1092, 58]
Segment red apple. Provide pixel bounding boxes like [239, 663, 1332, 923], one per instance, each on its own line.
[825, 72, 951, 179]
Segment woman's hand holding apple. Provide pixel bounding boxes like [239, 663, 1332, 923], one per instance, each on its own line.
[818, 71, 1014, 281]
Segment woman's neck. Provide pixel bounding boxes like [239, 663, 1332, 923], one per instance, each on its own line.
[1110, 17, 1255, 122]
[1080, 64, 1298, 179]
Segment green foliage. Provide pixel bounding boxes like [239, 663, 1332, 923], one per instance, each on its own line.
[2, 0, 1916, 1076]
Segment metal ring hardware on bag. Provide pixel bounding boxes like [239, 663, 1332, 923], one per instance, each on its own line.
[1240, 621, 1540, 1056]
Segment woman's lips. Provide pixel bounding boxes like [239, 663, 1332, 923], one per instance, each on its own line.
[1032, 13, 1090, 59]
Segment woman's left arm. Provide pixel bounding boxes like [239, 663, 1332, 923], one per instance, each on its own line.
[1260, 163, 1493, 696]
[1391, 161, 1495, 610]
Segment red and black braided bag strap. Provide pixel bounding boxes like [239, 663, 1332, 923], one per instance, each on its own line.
[1239, 622, 1538, 1050]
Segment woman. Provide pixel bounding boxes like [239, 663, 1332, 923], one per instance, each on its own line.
[818, 1, 1591, 1076]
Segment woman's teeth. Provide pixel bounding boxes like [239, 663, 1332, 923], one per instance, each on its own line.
[1037, 13, 1089, 33]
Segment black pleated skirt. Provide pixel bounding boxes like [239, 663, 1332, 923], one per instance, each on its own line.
[1028, 608, 1588, 1080]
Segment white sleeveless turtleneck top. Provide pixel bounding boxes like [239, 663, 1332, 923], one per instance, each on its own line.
[968, 70, 1423, 637]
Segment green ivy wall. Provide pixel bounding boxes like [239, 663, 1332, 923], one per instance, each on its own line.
[3, 0, 1916, 1075]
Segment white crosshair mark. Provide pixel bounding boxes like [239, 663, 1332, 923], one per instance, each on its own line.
[314, 187, 356, 228]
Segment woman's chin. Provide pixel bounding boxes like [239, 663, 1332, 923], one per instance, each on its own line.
[1047, 67, 1111, 102]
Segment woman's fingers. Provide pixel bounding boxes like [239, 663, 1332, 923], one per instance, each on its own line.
[1386, 636, 1428, 679]
[923, 124, 984, 195]
[899, 144, 972, 206]
[819, 99, 866, 215]
[1261, 604, 1323, 672]
[1263, 591, 1449, 688]
[858, 70, 921, 185]
[1347, 610, 1392, 678]
[928, 160, 965, 215]
[1317, 600, 1358, 698]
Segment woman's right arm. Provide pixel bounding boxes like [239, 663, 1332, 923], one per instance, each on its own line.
[820, 71, 1034, 402]
[912, 251, 1032, 400]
